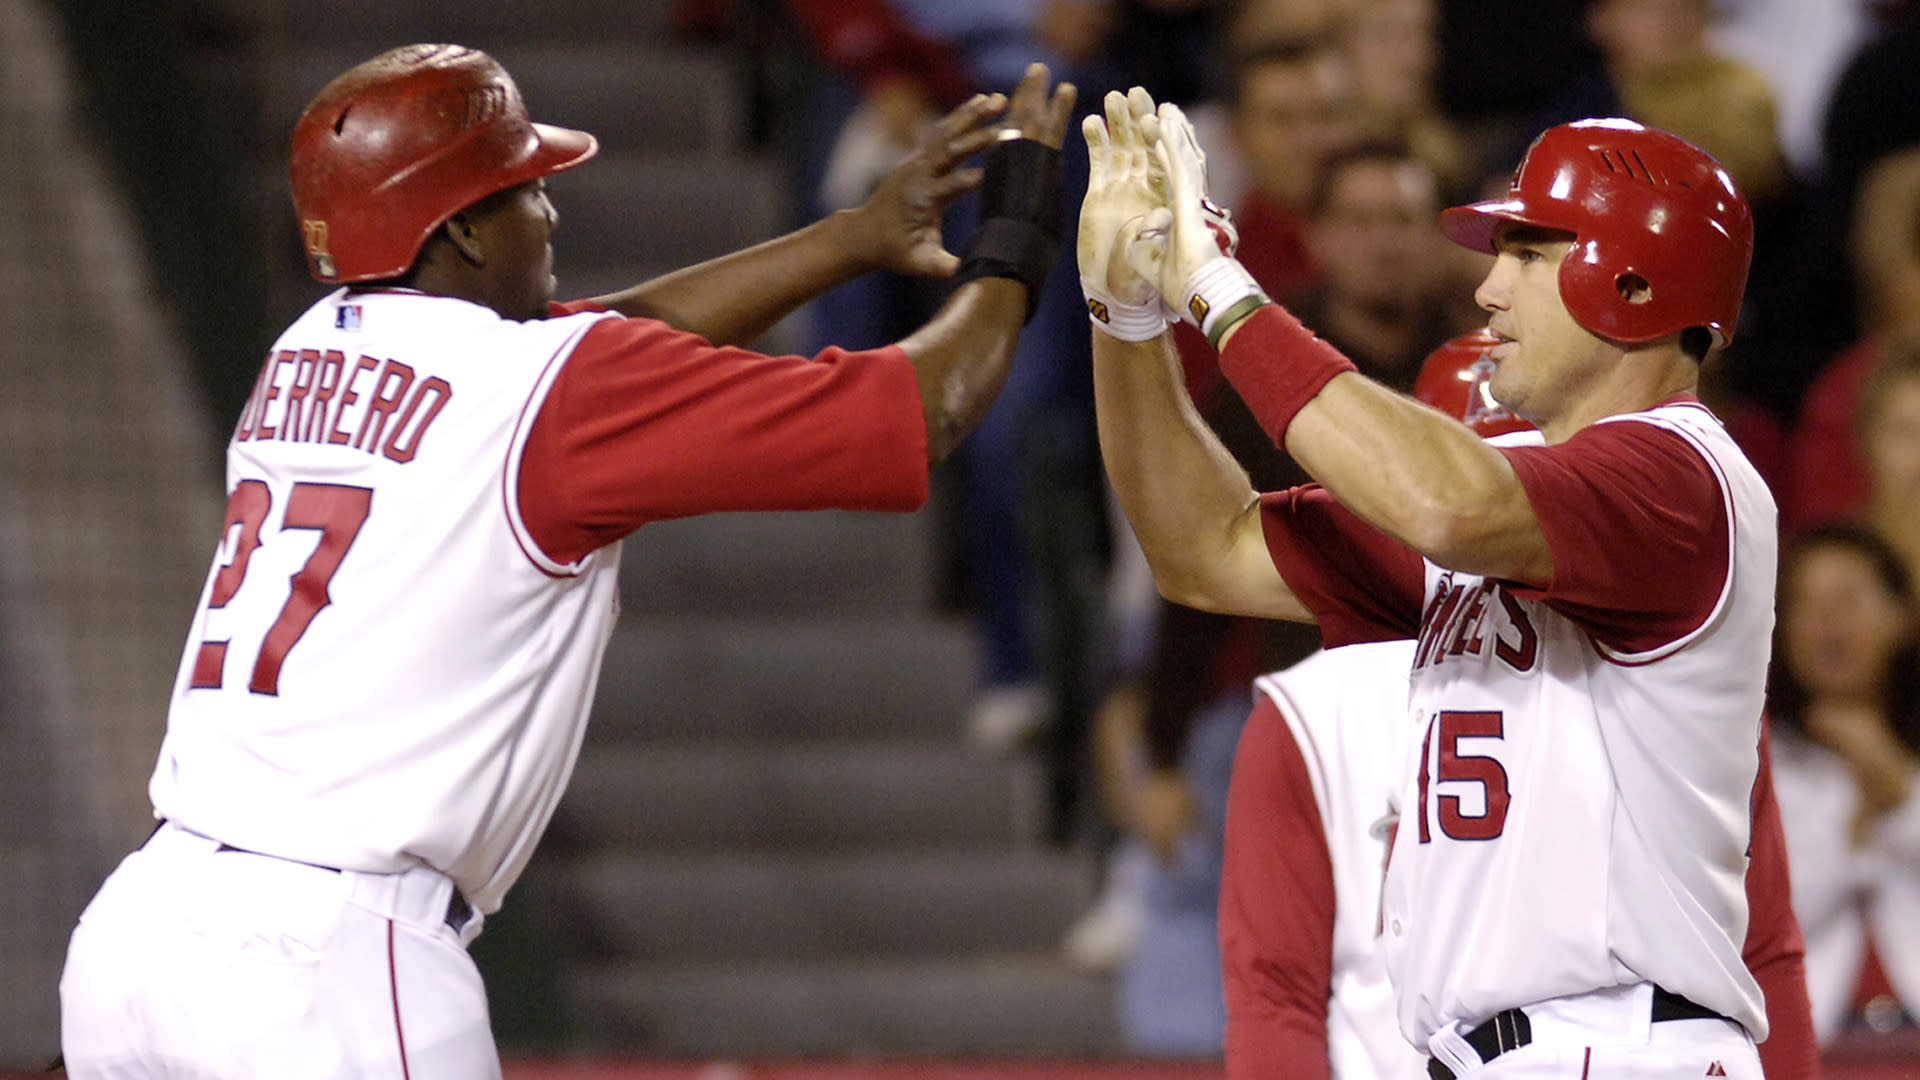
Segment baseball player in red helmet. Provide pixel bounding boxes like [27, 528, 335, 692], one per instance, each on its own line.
[1212, 333, 1820, 1080]
[59, 44, 1074, 1077]
[1082, 83, 1780, 1079]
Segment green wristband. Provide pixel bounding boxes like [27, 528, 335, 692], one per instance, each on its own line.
[1205, 294, 1272, 352]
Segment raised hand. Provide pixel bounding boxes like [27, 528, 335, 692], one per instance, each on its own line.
[1128, 101, 1228, 312]
[850, 66, 1075, 280]
[1078, 86, 1166, 308]
[849, 91, 1007, 279]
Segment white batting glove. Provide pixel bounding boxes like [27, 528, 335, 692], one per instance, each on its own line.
[1128, 101, 1265, 350]
[1078, 88, 1172, 341]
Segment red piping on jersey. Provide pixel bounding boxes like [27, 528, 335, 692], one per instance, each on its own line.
[1580, 1047, 1591, 1079]
[501, 320, 602, 579]
[389, 920, 412, 1079]
[1593, 414, 1739, 669]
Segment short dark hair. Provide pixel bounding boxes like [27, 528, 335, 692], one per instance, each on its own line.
[1767, 522, 1920, 753]
[1228, 35, 1338, 108]
[1305, 138, 1430, 219]
[1679, 327, 1714, 362]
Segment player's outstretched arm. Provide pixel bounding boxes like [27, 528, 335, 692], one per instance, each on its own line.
[585, 87, 1015, 346]
[895, 63, 1076, 461]
[1082, 90, 1306, 621]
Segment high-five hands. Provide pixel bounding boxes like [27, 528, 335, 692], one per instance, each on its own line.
[1077, 86, 1265, 349]
[1078, 88, 1170, 340]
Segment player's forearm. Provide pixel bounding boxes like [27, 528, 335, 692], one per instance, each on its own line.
[586, 211, 872, 346]
[1093, 330, 1304, 619]
[896, 277, 1028, 461]
[1213, 305, 1550, 583]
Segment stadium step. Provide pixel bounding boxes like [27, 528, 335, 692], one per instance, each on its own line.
[567, 959, 1122, 1057]
[589, 613, 977, 743]
[552, 850, 1095, 964]
[547, 152, 789, 271]
[616, 509, 937, 619]
[553, 740, 1045, 854]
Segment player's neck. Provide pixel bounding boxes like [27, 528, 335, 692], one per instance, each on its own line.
[1537, 351, 1697, 444]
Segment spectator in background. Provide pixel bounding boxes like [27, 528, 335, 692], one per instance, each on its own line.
[1859, 345, 1920, 585]
[1785, 151, 1920, 532]
[1706, 0, 1872, 183]
[1768, 523, 1920, 1043]
[1211, 36, 1354, 306]
[1337, 0, 1467, 196]
[1288, 142, 1464, 385]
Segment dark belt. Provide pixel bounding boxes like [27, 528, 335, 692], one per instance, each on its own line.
[1427, 987, 1727, 1080]
[215, 842, 472, 933]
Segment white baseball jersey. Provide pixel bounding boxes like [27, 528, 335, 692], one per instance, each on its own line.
[147, 286, 930, 914]
[1253, 641, 1422, 1080]
[1258, 399, 1778, 1053]
[151, 289, 625, 913]
[1382, 402, 1777, 1045]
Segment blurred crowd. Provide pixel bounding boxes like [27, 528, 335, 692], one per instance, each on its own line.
[674, 0, 1920, 1059]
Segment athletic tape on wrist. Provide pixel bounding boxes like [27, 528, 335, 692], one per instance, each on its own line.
[1081, 277, 1167, 341]
[1218, 304, 1359, 447]
[953, 138, 1065, 323]
[1181, 258, 1267, 344]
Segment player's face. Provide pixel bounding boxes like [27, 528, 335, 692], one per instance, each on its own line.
[1308, 158, 1440, 316]
[1232, 56, 1354, 209]
[1781, 543, 1911, 702]
[470, 179, 559, 319]
[1472, 222, 1603, 426]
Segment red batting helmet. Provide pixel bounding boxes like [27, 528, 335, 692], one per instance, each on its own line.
[1413, 329, 1536, 438]
[1439, 118, 1752, 348]
[289, 44, 598, 283]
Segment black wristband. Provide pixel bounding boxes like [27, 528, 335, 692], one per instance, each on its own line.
[954, 137, 1065, 323]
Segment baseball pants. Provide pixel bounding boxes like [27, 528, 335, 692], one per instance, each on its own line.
[1426, 982, 1762, 1080]
[60, 822, 499, 1079]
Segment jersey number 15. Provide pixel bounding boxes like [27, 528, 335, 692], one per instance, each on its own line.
[1417, 710, 1512, 842]
[189, 479, 372, 695]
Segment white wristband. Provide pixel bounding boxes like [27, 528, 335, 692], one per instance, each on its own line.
[1081, 277, 1169, 342]
[1180, 258, 1266, 344]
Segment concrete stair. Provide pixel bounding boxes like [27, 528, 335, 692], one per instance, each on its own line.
[547, 509, 1116, 1054]
[568, 960, 1119, 1058]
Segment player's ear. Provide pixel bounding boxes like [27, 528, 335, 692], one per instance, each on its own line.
[442, 212, 486, 266]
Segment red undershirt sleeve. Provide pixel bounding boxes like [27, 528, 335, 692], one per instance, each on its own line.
[1496, 412, 1729, 654]
[1743, 722, 1821, 1080]
[517, 314, 929, 565]
[1221, 693, 1335, 1080]
[1258, 485, 1426, 647]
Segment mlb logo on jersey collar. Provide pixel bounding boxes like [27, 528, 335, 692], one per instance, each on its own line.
[336, 304, 362, 331]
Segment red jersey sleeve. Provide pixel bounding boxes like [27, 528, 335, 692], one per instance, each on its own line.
[518, 315, 929, 565]
[1259, 485, 1426, 648]
[1744, 722, 1822, 1080]
[1221, 693, 1335, 1080]
[1496, 409, 1729, 654]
